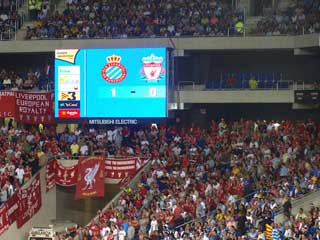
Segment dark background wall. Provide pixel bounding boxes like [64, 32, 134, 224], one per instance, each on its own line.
[56, 184, 120, 226]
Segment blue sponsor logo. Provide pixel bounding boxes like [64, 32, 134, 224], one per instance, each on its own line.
[59, 101, 80, 109]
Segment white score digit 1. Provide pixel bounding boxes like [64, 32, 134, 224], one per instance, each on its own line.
[111, 88, 116, 97]
[149, 87, 156, 97]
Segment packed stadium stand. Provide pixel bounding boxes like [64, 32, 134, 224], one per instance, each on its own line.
[0, 0, 24, 40]
[0, 0, 319, 239]
[25, 0, 245, 39]
[64, 120, 320, 240]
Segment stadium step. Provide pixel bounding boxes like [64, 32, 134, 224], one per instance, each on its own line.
[16, 21, 34, 40]
[244, 16, 263, 35]
[275, 189, 320, 223]
[54, 0, 68, 14]
[56, 124, 67, 134]
[277, 0, 296, 10]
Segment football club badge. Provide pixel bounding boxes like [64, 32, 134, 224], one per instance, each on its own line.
[140, 54, 165, 82]
[101, 55, 127, 83]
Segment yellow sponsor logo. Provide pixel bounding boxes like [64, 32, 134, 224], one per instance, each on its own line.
[59, 92, 80, 100]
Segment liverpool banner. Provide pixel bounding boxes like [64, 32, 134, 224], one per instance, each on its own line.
[55, 161, 78, 186]
[0, 91, 15, 118]
[75, 157, 105, 199]
[17, 174, 42, 228]
[6, 192, 19, 225]
[0, 204, 9, 236]
[105, 157, 137, 184]
[15, 91, 54, 124]
[46, 160, 56, 192]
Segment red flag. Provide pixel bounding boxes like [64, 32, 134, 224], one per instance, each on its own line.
[0, 204, 9, 236]
[75, 157, 105, 199]
[55, 160, 78, 186]
[105, 157, 137, 182]
[46, 160, 56, 192]
[6, 192, 19, 225]
[17, 174, 42, 228]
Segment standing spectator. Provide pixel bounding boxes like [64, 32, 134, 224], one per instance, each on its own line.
[15, 164, 25, 185]
[283, 195, 292, 218]
[70, 141, 79, 158]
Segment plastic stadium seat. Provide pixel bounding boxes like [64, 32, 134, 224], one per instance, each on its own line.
[221, 79, 228, 89]
[213, 80, 221, 89]
[266, 73, 273, 82]
[244, 73, 251, 81]
[274, 73, 281, 81]
[278, 81, 289, 89]
[258, 80, 265, 89]
[265, 80, 275, 89]
[205, 81, 212, 89]
[242, 80, 249, 89]
[258, 72, 266, 82]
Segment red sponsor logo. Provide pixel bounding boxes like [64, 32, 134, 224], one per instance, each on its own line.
[59, 109, 80, 118]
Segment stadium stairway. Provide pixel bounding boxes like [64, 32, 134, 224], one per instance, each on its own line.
[274, 189, 320, 223]
[277, 0, 296, 10]
[16, 0, 66, 40]
[244, 16, 263, 35]
[56, 124, 67, 134]
[16, 21, 34, 40]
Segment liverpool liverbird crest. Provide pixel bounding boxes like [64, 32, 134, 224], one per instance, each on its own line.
[82, 164, 99, 190]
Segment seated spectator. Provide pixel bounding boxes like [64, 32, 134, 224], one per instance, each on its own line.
[26, 0, 244, 39]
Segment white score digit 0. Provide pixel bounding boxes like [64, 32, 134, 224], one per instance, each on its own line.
[111, 88, 116, 97]
[149, 87, 157, 97]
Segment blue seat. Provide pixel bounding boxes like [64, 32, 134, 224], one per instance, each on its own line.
[213, 80, 221, 89]
[265, 80, 275, 89]
[242, 80, 249, 89]
[244, 73, 251, 81]
[274, 73, 281, 81]
[266, 73, 274, 82]
[278, 81, 289, 89]
[258, 80, 265, 88]
[205, 81, 212, 89]
[258, 72, 266, 82]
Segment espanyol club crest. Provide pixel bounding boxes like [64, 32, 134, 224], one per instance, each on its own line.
[101, 55, 127, 83]
[140, 54, 165, 81]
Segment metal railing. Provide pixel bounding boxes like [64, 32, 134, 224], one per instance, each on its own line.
[176, 80, 301, 91]
[177, 81, 196, 90]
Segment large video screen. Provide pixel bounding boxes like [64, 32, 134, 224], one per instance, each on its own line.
[54, 48, 167, 121]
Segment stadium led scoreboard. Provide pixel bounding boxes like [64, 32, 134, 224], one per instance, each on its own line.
[54, 48, 168, 124]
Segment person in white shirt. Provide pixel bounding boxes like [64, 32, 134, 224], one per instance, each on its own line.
[118, 226, 126, 240]
[15, 165, 25, 184]
[100, 224, 111, 238]
[80, 144, 89, 156]
[149, 216, 158, 236]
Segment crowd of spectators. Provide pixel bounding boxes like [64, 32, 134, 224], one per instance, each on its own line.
[0, 0, 23, 40]
[50, 118, 320, 240]
[0, 117, 319, 238]
[0, 120, 46, 205]
[252, 0, 320, 36]
[0, 67, 52, 90]
[25, 0, 244, 39]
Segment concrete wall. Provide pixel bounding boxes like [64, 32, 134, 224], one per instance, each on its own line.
[56, 184, 120, 226]
[0, 34, 319, 53]
[175, 90, 294, 103]
[0, 167, 57, 240]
